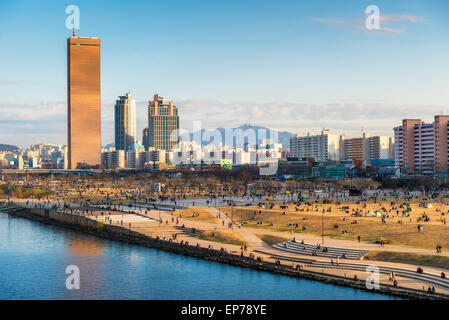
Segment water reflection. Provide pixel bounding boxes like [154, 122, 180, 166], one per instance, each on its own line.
[66, 234, 104, 256]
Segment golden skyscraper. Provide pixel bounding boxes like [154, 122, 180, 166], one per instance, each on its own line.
[67, 30, 101, 169]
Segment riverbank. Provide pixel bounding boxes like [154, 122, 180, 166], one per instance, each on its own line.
[5, 205, 448, 300]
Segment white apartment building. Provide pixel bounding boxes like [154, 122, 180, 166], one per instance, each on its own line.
[413, 123, 435, 174]
[393, 126, 403, 167]
[290, 130, 342, 162]
[101, 150, 125, 169]
[256, 139, 282, 165]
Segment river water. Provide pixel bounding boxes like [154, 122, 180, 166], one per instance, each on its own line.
[0, 212, 394, 300]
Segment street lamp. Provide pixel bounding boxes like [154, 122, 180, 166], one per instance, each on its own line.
[321, 208, 324, 245]
[240, 205, 243, 226]
[8, 183, 11, 204]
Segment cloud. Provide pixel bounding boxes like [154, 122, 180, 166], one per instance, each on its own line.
[312, 13, 425, 34]
[173, 98, 444, 138]
[0, 98, 445, 147]
[0, 101, 66, 121]
[0, 79, 21, 86]
[381, 14, 425, 24]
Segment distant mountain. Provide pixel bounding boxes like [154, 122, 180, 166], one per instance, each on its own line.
[0, 144, 19, 152]
[190, 124, 294, 149]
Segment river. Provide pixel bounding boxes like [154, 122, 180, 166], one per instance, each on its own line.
[0, 212, 394, 300]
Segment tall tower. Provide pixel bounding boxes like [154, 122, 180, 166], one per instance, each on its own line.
[115, 93, 136, 151]
[67, 31, 101, 169]
[148, 94, 179, 151]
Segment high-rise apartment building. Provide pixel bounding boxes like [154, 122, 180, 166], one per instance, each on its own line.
[115, 93, 136, 152]
[393, 116, 449, 174]
[101, 150, 125, 169]
[67, 31, 101, 169]
[289, 130, 342, 162]
[147, 94, 179, 151]
[434, 116, 449, 173]
[340, 133, 393, 165]
[340, 137, 364, 161]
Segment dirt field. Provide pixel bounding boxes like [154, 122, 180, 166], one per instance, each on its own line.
[365, 250, 449, 270]
[198, 230, 247, 246]
[219, 201, 449, 250]
[176, 207, 220, 224]
[255, 233, 290, 246]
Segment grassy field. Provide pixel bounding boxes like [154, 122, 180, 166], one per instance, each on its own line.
[219, 203, 449, 250]
[255, 233, 290, 246]
[198, 230, 247, 246]
[365, 250, 449, 270]
[176, 207, 220, 224]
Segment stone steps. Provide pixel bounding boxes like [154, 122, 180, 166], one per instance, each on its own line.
[273, 241, 370, 260]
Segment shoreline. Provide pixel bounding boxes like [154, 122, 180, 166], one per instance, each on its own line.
[5, 206, 448, 300]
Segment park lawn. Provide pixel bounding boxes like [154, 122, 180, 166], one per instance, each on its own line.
[198, 230, 247, 246]
[176, 207, 220, 224]
[255, 233, 290, 246]
[218, 205, 449, 250]
[364, 250, 449, 270]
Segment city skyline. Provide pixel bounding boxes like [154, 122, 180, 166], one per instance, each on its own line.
[3, 1, 449, 306]
[0, 0, 448, 147]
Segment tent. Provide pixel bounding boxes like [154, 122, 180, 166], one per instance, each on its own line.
[372, 211, 383, 217]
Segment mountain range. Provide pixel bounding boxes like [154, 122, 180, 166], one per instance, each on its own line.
[105, 124, 295, 149]
[190, 124, 294, 149]
[0, 144, 19, 152]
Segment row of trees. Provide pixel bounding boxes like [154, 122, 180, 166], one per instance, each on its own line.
[0, 184, 52, 199]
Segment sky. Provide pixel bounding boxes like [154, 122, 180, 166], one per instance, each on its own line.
[0, 0, 448, 147]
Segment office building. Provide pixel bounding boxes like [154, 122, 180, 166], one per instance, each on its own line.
[115, 93, 136, 151]
[147, 94, 179, 151]
[142, 128, 150, 150]
[67, 30, 101, 169]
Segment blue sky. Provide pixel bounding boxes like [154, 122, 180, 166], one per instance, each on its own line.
[0, 0, 448, 147]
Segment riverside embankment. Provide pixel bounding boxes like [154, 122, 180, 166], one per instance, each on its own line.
[5, 205, 447, 300]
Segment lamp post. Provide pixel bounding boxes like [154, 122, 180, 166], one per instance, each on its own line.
[321, 208, 324, 245]
[240, 205, 242, 226]
[8, 182, 11, 204]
